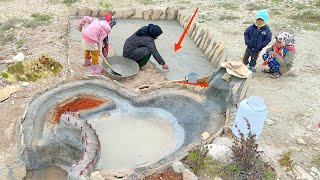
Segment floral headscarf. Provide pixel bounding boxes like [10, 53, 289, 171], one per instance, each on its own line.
[275, 32, 295, 47]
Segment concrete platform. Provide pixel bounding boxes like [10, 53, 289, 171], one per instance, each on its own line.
[69, 17, 215, 81]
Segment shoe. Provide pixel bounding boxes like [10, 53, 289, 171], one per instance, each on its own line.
[91, 64, 103, 75]
[262, 69, 273, 74]
[83, 58, 91, 66]
[249, 66, 256, 72]
[270, 72, 280, 78]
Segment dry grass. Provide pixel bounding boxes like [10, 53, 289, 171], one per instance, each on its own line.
[23, 13, 52, 29]
[219, 2, 239, 10]
[219, 14, 240, 21]
[0, 33, 15, 46]
[290, 10, 320, 23]
[139, 0, 155, 5]
[246, 3, 269, 11]
[278, 151, 295, 172]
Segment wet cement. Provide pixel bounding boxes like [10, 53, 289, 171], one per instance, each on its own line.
[69, 17, 215, 80]
[87, 107, 184, 170]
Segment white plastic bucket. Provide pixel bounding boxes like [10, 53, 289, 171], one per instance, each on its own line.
[185, 72, 198, 84]
[232, 96, 269, 140]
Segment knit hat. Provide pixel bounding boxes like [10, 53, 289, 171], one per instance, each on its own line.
[256, 9, 269, 24]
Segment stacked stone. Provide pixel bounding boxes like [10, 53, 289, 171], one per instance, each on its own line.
[60, 112, 101, 178]
[68, 7, 178, 20]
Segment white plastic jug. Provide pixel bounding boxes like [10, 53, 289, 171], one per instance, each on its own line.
[185, 72, 198, 84]
[232, 96, 269, 140]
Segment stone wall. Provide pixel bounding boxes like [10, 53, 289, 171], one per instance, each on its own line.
[68, 7, 226, 68]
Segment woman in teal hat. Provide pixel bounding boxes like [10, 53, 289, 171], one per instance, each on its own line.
[242, 9, 272, 72]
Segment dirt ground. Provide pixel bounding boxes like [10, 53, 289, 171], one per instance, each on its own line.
[0, 0, 319, 179]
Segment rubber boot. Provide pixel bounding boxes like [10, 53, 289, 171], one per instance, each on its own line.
[91, 64, 103, 75]
[82, 58, 91, 66]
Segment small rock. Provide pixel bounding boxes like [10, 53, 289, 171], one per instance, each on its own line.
[266, 119, 275, 126]
[293, 165, 314, 180]
[182, 169, 198, 180]
[214, 177, 223, 180]
[212, 137, 233, 147]
[311, 167, 320, 175]
[310, 171, 317, 177]
[0, 166, 10, 179]
[0, 85, 21, 102]
[286, 171, 295, 179]
[12, 52, 25, 62]
[172, 161, 185, 173]
[18, 81, 30, 87]
[90, 171, 104, 180]
[12, 165, 27, 180]
[296, 138, 307, 145]
[201, 131, 210, 140]
[207, 144, 232, 163]
[287, 67, 300, 77]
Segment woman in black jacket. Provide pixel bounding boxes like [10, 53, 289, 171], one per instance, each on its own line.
[123, 24, 169, 70]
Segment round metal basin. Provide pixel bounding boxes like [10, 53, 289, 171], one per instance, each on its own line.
[102, 56, 139, 79]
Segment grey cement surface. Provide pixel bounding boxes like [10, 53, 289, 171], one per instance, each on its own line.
[69, 17, 215, 81]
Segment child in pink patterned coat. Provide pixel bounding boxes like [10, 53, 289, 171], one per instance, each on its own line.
[76, 14, 117, 74]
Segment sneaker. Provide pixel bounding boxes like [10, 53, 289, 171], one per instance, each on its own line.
[249, 66, 256, 72]
[270, 72, 280, 78]
[262, 69, 274, 74]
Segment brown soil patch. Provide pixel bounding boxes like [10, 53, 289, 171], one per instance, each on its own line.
[52, 95, 105, 124]
[143, 168, 183, 180]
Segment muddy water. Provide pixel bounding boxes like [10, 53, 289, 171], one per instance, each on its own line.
[26, 166, 67, 180]
[89, 109, 184, 170]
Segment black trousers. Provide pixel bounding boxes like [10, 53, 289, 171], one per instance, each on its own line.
[242, 48, 260, 67]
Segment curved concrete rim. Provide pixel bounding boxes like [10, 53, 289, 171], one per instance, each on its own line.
[20, 77, 226, 178]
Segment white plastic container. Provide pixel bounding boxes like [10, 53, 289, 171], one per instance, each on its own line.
[185, 72, 198, 84]
[232, 96, 269, 140]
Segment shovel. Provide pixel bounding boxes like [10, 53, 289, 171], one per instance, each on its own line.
[99, 53, 122, 76]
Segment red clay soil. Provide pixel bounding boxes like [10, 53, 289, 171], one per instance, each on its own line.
[143, 169, 183, 180]
[52, 95, 105, 124]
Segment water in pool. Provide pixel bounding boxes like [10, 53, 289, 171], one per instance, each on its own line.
[88, 108, 185, 170]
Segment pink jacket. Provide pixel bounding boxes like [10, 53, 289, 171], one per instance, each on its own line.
[79, 16, 111, 49]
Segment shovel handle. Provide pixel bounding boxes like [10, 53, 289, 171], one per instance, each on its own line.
[99, 53, 112, 68]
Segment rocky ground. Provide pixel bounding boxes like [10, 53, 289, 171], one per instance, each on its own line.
[0, 0, 319, 179]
